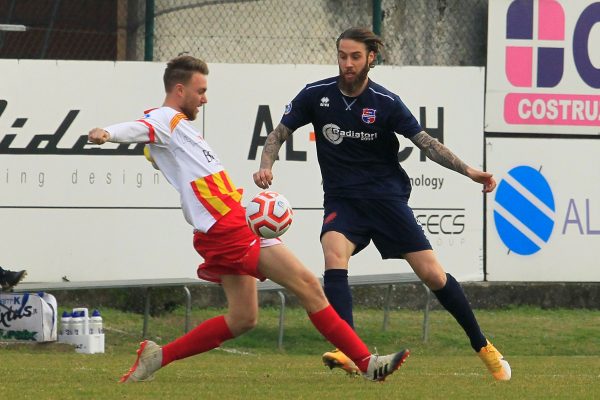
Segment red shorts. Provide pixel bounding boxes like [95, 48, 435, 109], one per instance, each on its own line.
[194, 205, 280, 283]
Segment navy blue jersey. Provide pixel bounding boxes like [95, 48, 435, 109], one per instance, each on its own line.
[281, 76, 422, 199]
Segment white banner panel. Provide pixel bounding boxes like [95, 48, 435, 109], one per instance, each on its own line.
[0, 60, 195, 282]
[486, 137, 600, 281]
[485, 0, 600, 134]
[0, 60, 485, 282]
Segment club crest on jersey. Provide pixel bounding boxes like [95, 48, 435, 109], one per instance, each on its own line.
[362, 108, 376, 124]
[284, 102, 292, 115]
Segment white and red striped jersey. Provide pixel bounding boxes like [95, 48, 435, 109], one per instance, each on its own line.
[105, 106, 243, 233]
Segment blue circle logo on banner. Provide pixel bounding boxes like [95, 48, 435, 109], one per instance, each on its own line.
[493, 165, 555, 255]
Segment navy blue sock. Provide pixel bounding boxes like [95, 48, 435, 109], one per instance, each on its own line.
[323, 269, 354, 329]
[432, 273, 487, 351]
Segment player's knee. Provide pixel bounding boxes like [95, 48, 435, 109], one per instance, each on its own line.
[238, 316, 258, 334]
[421, 269, 447, 290]
[229, 314, 258, 335]
[323, 250, 349, 267]
[308, 271, 324, 288]
[301, 274, 328, 305]
[408, 253, 447, 290]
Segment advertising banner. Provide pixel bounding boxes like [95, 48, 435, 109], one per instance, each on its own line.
[0, 292, 57, 342]
[0, 60, 485, 282]
[486, 137, 600, 281]
[485, 0, 600, 134]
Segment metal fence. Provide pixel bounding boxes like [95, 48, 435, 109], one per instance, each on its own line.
[0, 0, 124, 60]
[1, 0, 487, 66]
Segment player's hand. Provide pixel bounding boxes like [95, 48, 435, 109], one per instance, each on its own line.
[467, 167, 497, 193]
[88, 128, 110, 144]
[253, 168, 273, 189]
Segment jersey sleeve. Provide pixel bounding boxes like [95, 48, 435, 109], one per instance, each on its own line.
[105, 114, 169, 144]
[280, 87, 313, 132]
[390, 96, 423, 138]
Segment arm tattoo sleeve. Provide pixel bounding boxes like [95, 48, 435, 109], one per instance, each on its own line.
[409, 131, 469, 175]
[260, 123, 292, 169]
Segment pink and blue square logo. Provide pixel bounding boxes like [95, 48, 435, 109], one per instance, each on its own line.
[505, 0, 565, 88]
[500, 0, 600, 126]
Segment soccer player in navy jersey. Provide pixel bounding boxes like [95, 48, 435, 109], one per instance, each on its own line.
[253, 27, 511, 381]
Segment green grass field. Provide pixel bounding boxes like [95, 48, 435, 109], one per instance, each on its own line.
[2, 306, 599, 399]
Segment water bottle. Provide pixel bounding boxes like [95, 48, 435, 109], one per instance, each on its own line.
[60, 311, 72, 342]
[72, 307, 89, 336]
[71, 311, 84, 336]
[89, 309, 103, 335]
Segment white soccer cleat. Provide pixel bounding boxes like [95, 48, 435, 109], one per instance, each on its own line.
[362, 349, 410, 382]
[119, 340, 163, 383]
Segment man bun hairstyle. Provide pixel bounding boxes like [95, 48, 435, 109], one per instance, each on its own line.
[336, 27, 384, 67]
[163, 55, 209, 92]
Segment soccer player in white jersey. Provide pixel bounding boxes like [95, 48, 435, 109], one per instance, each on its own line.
[88, 55, 408, 383]
[253, 27, 511, 381]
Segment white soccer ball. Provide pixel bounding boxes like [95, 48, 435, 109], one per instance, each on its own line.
[245, 191, 294, 238]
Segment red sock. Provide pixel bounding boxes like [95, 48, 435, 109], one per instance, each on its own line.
[308, 305, 371, 372]
[161, 315, 234, 366]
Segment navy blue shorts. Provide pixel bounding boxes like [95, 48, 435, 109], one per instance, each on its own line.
[320, 197, 432, 259]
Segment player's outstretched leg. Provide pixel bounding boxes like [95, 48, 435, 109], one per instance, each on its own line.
[120, 340, 162, 383]
[119, 314, 237, 383]
[478, 340, 511, 381]
[309, 305, 410, 382]
[119, 276, 254, 383]
[259, 244, 410, 382]
[405, 251, 511, 381]
[0, 267, 27, 291]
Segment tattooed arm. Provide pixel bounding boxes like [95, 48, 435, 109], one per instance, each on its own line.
[409, 131, 497, 193]
[410, 131, 469, 175]
[253, 123, 293, 189]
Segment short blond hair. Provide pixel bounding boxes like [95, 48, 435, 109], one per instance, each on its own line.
[163, 56, 209, 92]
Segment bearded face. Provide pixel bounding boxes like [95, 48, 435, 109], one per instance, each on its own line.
[338, 61, 370, 95]
[336, 39, 375, 96]
[181, 92, 200, 120]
